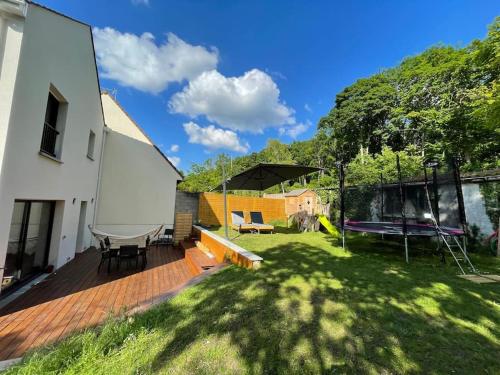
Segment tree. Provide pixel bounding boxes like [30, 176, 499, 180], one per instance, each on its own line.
[318, 17, 499, 170]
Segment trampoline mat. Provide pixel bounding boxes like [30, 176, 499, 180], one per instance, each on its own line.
[344, 220, 464, 237]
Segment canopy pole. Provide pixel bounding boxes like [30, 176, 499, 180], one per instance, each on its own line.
[222, 163, 229, 239]
[397, 154, 408, 263]
[338, 162, 345, 250]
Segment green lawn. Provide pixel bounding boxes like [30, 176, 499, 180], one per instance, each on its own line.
[6, 228, 500, 374]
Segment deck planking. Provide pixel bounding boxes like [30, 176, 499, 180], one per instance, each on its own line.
[0, 245, 194, 360]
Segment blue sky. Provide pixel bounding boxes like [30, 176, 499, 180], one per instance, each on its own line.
[40, 0, 499, 171]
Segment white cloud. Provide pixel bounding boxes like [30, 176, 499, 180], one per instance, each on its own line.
[304, 103, 312, 112]
[167, 156, 180, 167]
[170, 144, 179, 152]
[93, 28, 218, 94]
[183, 122, 249, 153]
[279, 120, 311, 139]
[170, 69, 295, 133]
[131, 0, 149, 5]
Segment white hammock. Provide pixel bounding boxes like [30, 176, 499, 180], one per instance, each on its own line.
[88, 224, 164, 247]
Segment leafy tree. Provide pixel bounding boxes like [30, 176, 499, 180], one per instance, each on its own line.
[346, 147, 423, 185]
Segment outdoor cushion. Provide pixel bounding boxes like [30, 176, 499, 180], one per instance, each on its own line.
[249, 211, 274, 232]
[231, 211, 246, 225]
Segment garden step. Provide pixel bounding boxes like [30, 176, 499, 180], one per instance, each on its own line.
[180, 240, 218, 276]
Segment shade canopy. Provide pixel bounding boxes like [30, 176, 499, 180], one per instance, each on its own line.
[216, 163, 322, 191]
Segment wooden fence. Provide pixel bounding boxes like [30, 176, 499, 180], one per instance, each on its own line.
[174, 212, 192, 244]
[198, 192, 286, 226]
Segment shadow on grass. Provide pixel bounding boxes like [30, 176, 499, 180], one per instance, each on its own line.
[10, 235, 500, 374]
[143, 239, 499, 373]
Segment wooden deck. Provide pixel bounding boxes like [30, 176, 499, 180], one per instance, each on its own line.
[0, 245, 197, 360]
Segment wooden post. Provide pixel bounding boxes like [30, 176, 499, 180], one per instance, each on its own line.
[222, 164, 229, 239]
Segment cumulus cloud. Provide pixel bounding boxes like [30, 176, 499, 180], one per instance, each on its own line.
[183, 122, 249, 153]
[279, 120, 311, 139]
[131, 0, 149, 5]
[93, 28, 218, 94]
[167, 156, 180, 167]
[170, 144, 179, 152]
[304, 103, 312, 112]
[170, 69, 295, 133]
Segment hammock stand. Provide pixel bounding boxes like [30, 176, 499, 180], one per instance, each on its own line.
[88, 225, 164, 248]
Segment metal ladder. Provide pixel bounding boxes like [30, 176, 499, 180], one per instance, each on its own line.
[425, 211, 478, 275]
[422, 169, 477, 275]
[436, 226, 477, 275]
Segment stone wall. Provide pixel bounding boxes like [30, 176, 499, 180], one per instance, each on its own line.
[175, 191, 199, 223]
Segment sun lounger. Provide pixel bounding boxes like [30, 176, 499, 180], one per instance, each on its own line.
[249, 211, 274, 233]
[231, 211, 257, 233]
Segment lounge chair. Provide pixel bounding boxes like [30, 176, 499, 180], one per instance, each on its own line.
[250, 211, 274, 233]
[231, 211, 256, 233]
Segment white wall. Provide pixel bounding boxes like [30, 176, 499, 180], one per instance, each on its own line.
[0, 9, 24, 191]
[0, 3, 104, 280]
[463, 183, 494, 236]
[96, 93, 182, 235]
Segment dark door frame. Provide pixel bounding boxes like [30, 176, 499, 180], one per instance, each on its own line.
[4, 200, 55, 293]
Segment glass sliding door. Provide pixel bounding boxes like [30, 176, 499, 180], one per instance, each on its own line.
[2, 201, 54, 292]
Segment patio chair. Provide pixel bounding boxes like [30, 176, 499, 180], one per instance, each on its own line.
[138, 236, 150, 270]
[104, 236, 111, 249]
[249, 211, 274, 234]
[231, 211, 256, 233]
[157, 226, 174, 246]
[98, 240, 117, 274]
[118, 245, 140, 270]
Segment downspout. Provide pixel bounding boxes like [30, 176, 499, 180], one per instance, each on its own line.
[91, 125, 109, 237]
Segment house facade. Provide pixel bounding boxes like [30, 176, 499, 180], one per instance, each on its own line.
[0, 1, 181, 295]
[96, 93, 182, 236]
[0, 1, 105, 292]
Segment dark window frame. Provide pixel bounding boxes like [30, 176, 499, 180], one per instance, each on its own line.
[87, 130, 96, 160]
[40, 92, 61, 157]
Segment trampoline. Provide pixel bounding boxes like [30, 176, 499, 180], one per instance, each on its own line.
[336, 155, 473, 267]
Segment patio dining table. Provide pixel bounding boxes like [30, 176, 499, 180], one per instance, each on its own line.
[108, 237, 147, 250]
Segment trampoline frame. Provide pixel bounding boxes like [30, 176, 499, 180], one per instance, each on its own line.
[337, 155, 468, 263]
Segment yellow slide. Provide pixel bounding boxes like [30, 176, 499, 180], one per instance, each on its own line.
[317, 215, 340, 239]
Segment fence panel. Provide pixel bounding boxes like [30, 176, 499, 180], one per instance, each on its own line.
[198, 192, 286, 226]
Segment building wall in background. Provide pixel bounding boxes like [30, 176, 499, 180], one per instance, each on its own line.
[96, 93, 182, 236]
[175, 191, 199, 223]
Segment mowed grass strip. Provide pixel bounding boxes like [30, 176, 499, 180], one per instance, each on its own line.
[5, 227, 500, 374]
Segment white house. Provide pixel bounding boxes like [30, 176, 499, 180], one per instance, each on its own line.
[0, 1, 182, 295]
[96, 92, 182, 236]
[0, 1, 105, 293]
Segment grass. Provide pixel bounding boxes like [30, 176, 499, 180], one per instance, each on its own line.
[5, 227, 500, 374]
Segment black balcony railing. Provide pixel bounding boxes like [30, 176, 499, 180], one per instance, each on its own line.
[40, 122, 59, 157]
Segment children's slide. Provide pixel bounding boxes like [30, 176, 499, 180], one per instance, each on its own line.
[317, 215, 340, 238]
